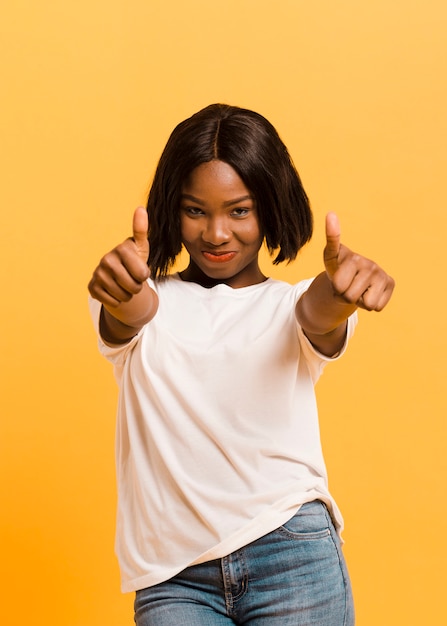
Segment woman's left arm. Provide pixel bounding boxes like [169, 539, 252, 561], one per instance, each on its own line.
[295, 213, 395, 357]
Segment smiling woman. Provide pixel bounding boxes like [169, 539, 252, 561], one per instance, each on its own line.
[179, 160, 265, 288]
[87, 103, 394, 625]
[146, 104, 313, 278]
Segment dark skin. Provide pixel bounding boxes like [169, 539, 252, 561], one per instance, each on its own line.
[88, 207, 155, 345]
[296, 211, 395, 355]
[88, 162, 394, 353]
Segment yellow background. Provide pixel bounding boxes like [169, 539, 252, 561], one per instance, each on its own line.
[1, 1, 446, 624]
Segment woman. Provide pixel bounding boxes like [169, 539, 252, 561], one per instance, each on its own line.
[88, 103, 394, 624]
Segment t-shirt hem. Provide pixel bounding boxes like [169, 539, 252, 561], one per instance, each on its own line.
[121, 490, 343, 593]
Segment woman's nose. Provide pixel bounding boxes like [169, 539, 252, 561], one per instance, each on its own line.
[202, 217, 231, 245]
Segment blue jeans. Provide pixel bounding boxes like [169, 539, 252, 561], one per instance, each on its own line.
[134, 500, 355, 625]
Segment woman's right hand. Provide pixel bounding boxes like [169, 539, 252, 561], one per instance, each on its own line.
[88, 207, 150, 308]
[88, 208, 158, 343]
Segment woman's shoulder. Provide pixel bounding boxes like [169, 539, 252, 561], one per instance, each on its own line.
[263, 276, 315, 300]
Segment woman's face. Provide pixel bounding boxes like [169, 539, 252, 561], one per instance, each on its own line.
[179, 160, 266, 288]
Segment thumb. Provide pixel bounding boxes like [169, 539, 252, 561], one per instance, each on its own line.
[132, 206, 149, 263]
[324, 212, 341, 277]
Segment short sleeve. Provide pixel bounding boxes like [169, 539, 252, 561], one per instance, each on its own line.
[297, 312, 358, 383]
[292, 279, 358, 383]
[88, 296, 142, 369]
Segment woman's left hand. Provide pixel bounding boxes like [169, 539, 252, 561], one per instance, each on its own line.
[323, 212, 395, 311]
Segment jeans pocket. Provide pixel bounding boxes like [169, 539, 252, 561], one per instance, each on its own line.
[279, 500, 331, 540]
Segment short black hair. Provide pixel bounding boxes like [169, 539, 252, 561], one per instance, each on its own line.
[147, 103, 313, 278]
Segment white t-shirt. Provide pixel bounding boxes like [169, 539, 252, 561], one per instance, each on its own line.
[89, 274, 357, 593]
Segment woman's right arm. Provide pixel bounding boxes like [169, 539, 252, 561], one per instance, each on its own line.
[88, 207, 159, 344]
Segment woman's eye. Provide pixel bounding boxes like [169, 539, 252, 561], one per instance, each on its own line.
[184, 207, 205, 216]
[231, 208, 249, 217]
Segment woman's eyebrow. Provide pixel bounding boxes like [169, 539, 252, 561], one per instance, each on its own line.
[181, 193, 206, 205]
[180, 193, 254, 206]
[223, 195, 254, 207]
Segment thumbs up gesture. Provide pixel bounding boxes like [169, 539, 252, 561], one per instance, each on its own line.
[323, 213, 394, 312]
[132, 206, 151, 265]
[88, 207, 151, 308]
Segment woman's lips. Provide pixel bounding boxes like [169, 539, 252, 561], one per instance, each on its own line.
[202, 251, 237, 263]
